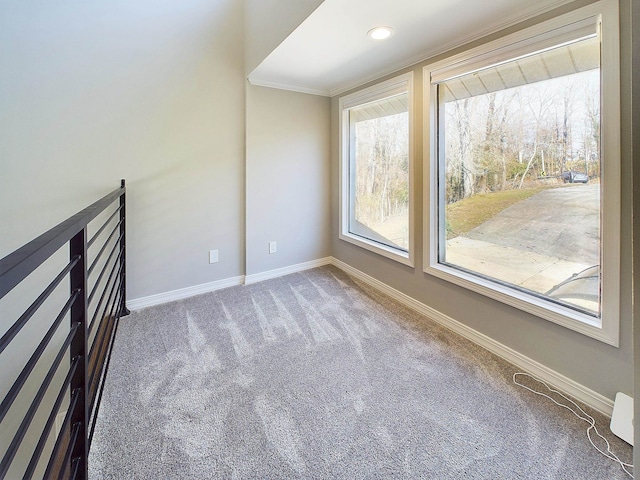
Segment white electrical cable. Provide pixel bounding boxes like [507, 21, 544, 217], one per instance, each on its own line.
[513, 372, 634, 478]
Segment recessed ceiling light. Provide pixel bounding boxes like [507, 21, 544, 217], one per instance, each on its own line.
[367, 26, 394, 41]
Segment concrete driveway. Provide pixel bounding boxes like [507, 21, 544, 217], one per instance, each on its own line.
[445, 185, 599, 304]
[467, 185, 599, 265]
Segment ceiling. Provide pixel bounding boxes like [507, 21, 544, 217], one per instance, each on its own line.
[247, 0, 574, 97]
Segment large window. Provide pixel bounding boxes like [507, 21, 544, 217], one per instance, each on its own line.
[340, 73, 413, 265]
[424, 0, 620, 344]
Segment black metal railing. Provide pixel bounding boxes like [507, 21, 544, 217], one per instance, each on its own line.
[0, 180, 128, 479]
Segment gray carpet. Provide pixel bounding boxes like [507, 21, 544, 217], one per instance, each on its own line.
[89, 265, 632, 479]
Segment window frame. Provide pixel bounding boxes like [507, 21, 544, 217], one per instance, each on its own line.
[423, 0, 620, 346]
[339, 72, 415, 267]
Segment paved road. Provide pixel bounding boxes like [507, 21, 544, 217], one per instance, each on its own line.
[466, 185, 599, 265]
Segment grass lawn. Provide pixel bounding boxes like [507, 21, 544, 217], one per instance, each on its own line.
[446, 187, 552, 238]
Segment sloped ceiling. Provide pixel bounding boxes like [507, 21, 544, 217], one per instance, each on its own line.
[248, 0, 574, 97]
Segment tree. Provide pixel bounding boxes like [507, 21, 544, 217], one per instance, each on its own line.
[443, 68, 600, 201]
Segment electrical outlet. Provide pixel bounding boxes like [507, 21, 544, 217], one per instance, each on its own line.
[269, 241, 277, 254]
[209, 249, 219, 264]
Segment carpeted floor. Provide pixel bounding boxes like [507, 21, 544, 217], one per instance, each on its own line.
[89, 265, 632, 479]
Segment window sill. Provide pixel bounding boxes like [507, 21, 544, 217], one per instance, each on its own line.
[424, 262, 618, 347]
[339, 232, 414, 268]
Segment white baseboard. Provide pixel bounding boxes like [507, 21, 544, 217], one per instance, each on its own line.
[330, 257, 614, 417]
[126, 275, 245, 310]
[126, 257, 333, 310]
[244, 257, 333, 285]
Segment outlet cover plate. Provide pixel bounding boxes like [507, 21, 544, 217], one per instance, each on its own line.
[209, 250, 219, 264]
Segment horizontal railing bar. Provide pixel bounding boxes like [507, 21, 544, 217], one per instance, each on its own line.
[89, 287, 121, 415]
[87, 218, 123, 277]
[0, 185, 125, 300]
[89, 287, 120, 403]
[54, 421, 81, 480]
[87, 241, 123, 306]
[88, 274, 121, 375]
[88, 259, 123, 337]
[24, 369, 80, 480]
[88, 254, 121, 331]
[71, 457, 81, 480]
[87, 205, 122, 249]
[89, 267, 121, 359]
[42, 388, 80, 480]
[88, 295, 122, 445]
[0, 256, 80, 356]
[0, 289, 80, 425]
[0, 325, 79, 479]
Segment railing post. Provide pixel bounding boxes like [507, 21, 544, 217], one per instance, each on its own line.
[119, 179, 130, 317]
[69, 228, 89, 479]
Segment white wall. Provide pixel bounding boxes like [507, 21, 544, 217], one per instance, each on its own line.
[1, 2, 333, 475]
[0, 3, 243, 474]
[245, 85, 330, 276]
[0, 0, 246, 300]
[1, 3, 246, 471]
[244, 0, 331, 277]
